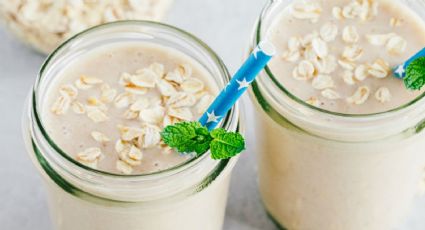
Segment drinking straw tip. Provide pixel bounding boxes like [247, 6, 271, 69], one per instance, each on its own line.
[258, 40, 276, 57]
[199, 40, 275, 130]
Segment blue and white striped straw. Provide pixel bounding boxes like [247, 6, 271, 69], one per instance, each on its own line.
[199, 41, 275, 130]
[394, 47, 425, 79]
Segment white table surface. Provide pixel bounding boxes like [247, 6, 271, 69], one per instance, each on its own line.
[0, 0, 424, 229]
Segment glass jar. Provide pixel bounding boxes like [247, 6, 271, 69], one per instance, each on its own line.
[249, 0, 425, 229]
[22, 21, 241, 230]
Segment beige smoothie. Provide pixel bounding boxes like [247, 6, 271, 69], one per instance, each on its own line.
[24, 22, 239, 230]
[267, 0, 425, 114]
[43, 42, 217, 175]
[251, 0, 425, 229]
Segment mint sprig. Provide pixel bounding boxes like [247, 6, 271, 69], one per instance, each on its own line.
[209, 128, 245, 160]
[404, 57, 425, 90]
[160, 121, 245, 160]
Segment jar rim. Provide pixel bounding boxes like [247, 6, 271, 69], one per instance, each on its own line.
[31, 20, 238, 179]
[255, 0, 425, 118]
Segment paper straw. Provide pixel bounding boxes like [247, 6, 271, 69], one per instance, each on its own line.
[199, 41, 275, 130]
[394, 47, 425, 79]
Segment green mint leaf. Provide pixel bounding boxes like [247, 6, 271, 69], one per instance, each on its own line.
[190, 126, 213, 154]
[160, 121, 212, 155]
[161, 122, 246, 160]
[404, 57, 425, 90]
[209, 128, 245, 160]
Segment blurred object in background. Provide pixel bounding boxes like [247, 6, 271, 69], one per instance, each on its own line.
[0, 0, 173, 54]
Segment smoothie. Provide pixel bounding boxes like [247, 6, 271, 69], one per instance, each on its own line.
[43, 42, 217, 175]
[24, 21, 239, 230]
[267, 0, 425, 114]
[250, 0, 425, 229]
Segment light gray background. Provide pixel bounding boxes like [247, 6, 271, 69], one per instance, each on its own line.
[0, 0, 424, 229]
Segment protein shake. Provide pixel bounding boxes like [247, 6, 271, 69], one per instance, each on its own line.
[23, 21, 240, 230]
[250, 0, 425, 229]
